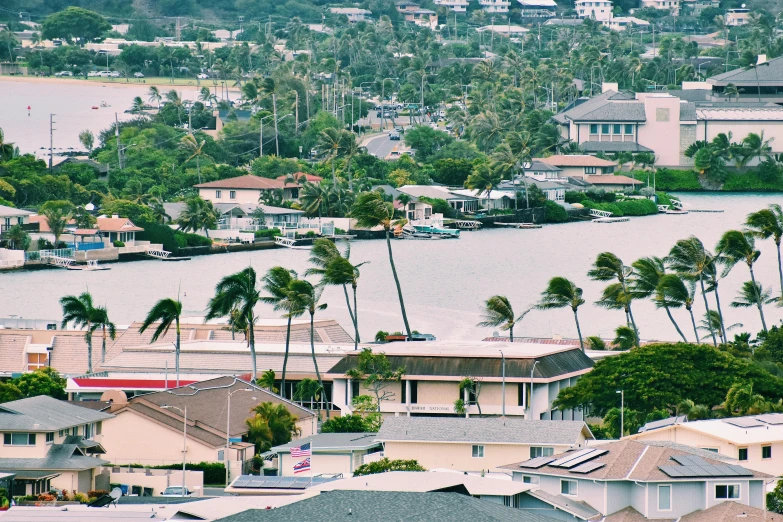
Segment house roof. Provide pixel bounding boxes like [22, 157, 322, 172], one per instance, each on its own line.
[95, 217, 143, 233]
[377, 417, 592, 445]
[0, 444, 108, 471]
[633, 413, 783, 444]
[450, 188, 512, 200]
[500, 439, 770, 481]
[0, 205, 33, 218]
[695, 106, 783, 121]
[329, 7, 372, 14]
[118, 376, 314, 448]
[708, 56, 783, 86]
[195, 175, 293, 190]
[555, 91, 646, 124]
[271, 433, 380, 453]
[313, 471, 534, 496]
[584, 175, 642, 185]
[0, 395, 113, 432]
[397, 185, 480, 201]
[213, 490, 561, 522]
[276, 173, 322, 183]
[165, 202, 303, 221]
[525, 489, 601, 520]
[536, 155, 617, 168]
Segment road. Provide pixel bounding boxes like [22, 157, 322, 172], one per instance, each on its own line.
[364, 133, 402, 159]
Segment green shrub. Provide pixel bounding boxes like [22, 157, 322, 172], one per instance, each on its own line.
[632, 169, 702, 191]
[254, 228, 281, 239]
[543, 200, 568, 223]
[722, 170, 783, 192]
[182, 233, 211, 247]
[135, 221, 183, 252]
[73, 492, 88, 503]
[113, 240, 125, 247]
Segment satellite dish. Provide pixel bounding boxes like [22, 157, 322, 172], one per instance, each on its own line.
[493, 331, 500, 337]
[85, 202, 95, 211]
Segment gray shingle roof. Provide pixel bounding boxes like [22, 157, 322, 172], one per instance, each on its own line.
[527, 489, 602, 520]
[271, 433, 380, 453]
[572, 102, 646, 122]
[0, 444, 108, 471]
[214, 490, 563, 522]
[0, 396, 113, 432]
[708, 56, 783, 86]
[377, 417, 591, 445]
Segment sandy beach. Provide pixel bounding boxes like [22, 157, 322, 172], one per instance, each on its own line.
[0, 74, 241, 91]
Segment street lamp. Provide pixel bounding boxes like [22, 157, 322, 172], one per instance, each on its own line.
[528, 359, 539, 418]
[160, 405, 188, 497]
[616, 390, 624, 439]
[499, 350, 506, 416]
[226, 388, 256, 486]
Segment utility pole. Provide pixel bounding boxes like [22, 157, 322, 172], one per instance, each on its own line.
[295, 90, 299, 134]
[115, 112, 123, 170]
[48, 113, 55, 172]
[259, 117, 264, 157]
[272, 93, 280, 156]
[491, 17, 495, 50]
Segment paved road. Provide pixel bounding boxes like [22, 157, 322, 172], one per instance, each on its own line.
[364, 133, 402, 159]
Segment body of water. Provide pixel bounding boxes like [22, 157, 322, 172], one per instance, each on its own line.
[1, 79, 225, 154]
[1, 193, 782, 343]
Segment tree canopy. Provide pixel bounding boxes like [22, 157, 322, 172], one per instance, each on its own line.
[41, 7, 111, 44]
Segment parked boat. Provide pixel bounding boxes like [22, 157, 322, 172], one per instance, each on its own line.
[275, 236, 313, 250]
[66, 260, 110, 271]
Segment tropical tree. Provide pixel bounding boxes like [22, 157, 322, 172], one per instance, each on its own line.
[612, 326, 637, 351]
[731, 280, 777, 311]
[257, 369, 278, 393]
[60, 292, 98, 373]
[632, 256, 687, 343]
[260, 267, 305, 398]
[536, 277, 586, 351]
[245, 402, 300, 452]
[351, 191, 411, 337]
[165, 89, 185, 125]
[307, 239, 357, 341]
[288, 279, 327, 399]
[588, 252, 639, 346]
[130, 96, 145, 115]
[724, 382, 765, 416]
[90, 306, 116, 365]
[78, 130, 94, 152]
[745, 205, 783, 301]
[317, 128, 343, 184]
[716, 230, 767, 332]
[477, 295, 531, 342]
[139, 297, 183, 386]
[656, 274, 699, 343]
[346, 348, 405, 412]
[179, 135, 212, 184]
[176, 196, 217, 238]
[323, 252, 366, 351]
[464, 162, 502, 210]
[40, 201, 73, 249]
[206, 267, 261, 382]
[148, 86, 162, 108]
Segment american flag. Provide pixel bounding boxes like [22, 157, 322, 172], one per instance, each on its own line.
[293, 458, 311, 474]
[290, 442, 311, 457]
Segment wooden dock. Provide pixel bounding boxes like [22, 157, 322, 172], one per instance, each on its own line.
[593, 217, 631, 223]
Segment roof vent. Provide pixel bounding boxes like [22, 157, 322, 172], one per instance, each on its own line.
[348, 508, 353, 515]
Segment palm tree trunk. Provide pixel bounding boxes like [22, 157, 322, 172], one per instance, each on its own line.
[331, 157, 336, 185]
[776, 239, 783, 302]
[664, 306, 688, 342]
[309, 311, 324, 400]
[86, 325, 93, 374]
[573, 308, 584, 352]
[102, 326, 107, 363]
[748, 265, 768, 332]
[281, 316, 292, 398]
[196, 155, 202, 184]
[509, 324, 514, 342]
[343, 285, 356, 335]
[385, 229, 412, 337]
[626, 303, 640, 347]
[353, 283, 359, 351]
[249, 314, 257, 384]
[713, 281, 728, 344]
[688, 307, 700, 344]
[175, 317, 181, 388]
[699, 277, 718, 346]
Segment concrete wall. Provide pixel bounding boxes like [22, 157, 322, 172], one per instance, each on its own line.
[278, 452, 356, 477]
[636, 95, 682, 167]
[107, 469, 204, 496]
[200, 188, 262, 205]
[51, 469, 95, 494]
[697, 120, 783, 155]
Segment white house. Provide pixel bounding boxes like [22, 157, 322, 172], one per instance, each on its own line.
[575, 0, 613, 23]
[0, 205, 33, 235]
[329, 7, 372, 22]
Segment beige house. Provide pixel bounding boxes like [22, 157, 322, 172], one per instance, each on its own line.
[0, 396, 112, 496]
[267, 432, 382, 478]
[377, 417, 593, 473]
[535, 155, 617, 179]
[195, 174, 302, 204]
[101, 376, 316, 482]
[630, 414, 783, 478]
[0, 205, 33, 235]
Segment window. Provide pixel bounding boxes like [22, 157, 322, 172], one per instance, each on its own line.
[522, 475, 532, 484]
[409, 381, 418, 404]
[561, 479, 578, 496]
[351, 380, 360, 399]
[518, 383, 525, 406]
[715, 484, 740, 500]
[215, 190, 222, 198]
[58, 430, 65, 437]
[658, 485, 672, 511]
[584, 167, 597, 174]
[401, 381, 407, 403]
[700, 448, 718, 453]
[601, 124, 610, 134]
[4, 433, 36, 445]
[72, 426, 79, 436]
[590, 124, 599, 134]
[530, 447, 554, 458]
[229, 190, 236, 200]
[472, 445, 485, 458]
[217, 450, 225, 461]
[624, 124, 633, 135]
[96, 422, 102, 436]
[46, 432, 54, 444]
[738, 448, 748, 461]
[84, 424, 92, 439]
[613, 124, 621, 134]
[763, 446, 772, 459]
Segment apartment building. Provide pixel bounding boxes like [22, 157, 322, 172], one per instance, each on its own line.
[432, 0, 469, 12]
[575, 0, 613, 23]
[479, 0, 512, 13]
[641, 0, 680, 13]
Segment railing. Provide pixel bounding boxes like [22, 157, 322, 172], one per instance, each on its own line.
[589, 209, 613, 218]
[25, 248, 75, 262]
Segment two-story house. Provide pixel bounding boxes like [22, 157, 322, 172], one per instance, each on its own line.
[0, 396, 113, 496]
[575, 0, 613, 23]
[500, 440, 771, 521]
[195, 174, 302, 204]
[630, 413, 783, 478]
[0, 205, 33, 235]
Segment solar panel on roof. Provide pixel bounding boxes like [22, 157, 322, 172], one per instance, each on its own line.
[659, 466, 684, 478]
[558, 449, 608, 469]
[670, 454, 707, 466]
[755, 413, 783, 425]
[570, 461, 606, 474]
[519, 456, 557, 469]
[549, 448, 597, 467]
[232, 477, 251, 488]
[724, 417, 765, 428]
[659, 464, 754, 478]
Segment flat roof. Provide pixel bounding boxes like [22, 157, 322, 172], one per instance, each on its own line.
[363, 340, 582, 358]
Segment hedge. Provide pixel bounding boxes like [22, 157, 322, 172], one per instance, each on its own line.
[135, 221, 184, 252]
[631, 169, 702, 191]
[582, 198, 658, 217]
[254, 228, 282, 239]
[543, 200, 568, 223]
[182, 233, 212, 247]
[721, 170, 783, 192]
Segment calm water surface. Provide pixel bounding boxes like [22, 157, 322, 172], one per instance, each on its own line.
[2, 193, 783, 342]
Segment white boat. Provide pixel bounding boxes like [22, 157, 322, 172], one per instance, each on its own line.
[66, 260, 110, 271]
[275, 236, 313, 250]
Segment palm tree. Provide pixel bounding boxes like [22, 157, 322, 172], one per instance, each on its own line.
[245, 402, 300, 452]
[716, 230, 767, 332]
[465, 163, 503, 212]
[179, 135, 212, 184]
[260, 267, 305, 398]
[746, 205, 783, 301]
[666, 237, 718, 346]
[130, 96, 145, 115]
[656, 274, 699, 343]
[148, 86, 162, 109]
[177, 196, 217, 238]
[632, 256, 687, 343]
[477, 296, 531, 342]
[90, 306, 116, 365]
[731, 281, 777, 312]
[41, 205, 71, 249]
[165, 89, 185, 126]
[60, 292, 98, 374]
[724, 83, 740, 102]
[317, 128, 343, 184]
[536, 277, 586, 351]
[206, 267, 262, 382]
[351, 191, 412, 337]
[299, 182, 330, 222]
[139, 297, 183, 386]
[257, 369, 278, 393]
[0, 128, 16, 161]
[613, 326, 636, 351]
[588, 252, 639, 346]
[322, 251, 366, 351]
[288, 279, 327, 402]
[307, 239, 357, 339]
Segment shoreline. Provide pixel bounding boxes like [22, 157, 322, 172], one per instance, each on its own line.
[0, 75, 241, 91]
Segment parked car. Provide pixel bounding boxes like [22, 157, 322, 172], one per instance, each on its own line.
[87, 71, 98, 77]
[133, 72, 144, 78]
[161, 487, 191, 497]
[389, 130, 401, 141]
[197, 73, 209, 79]
[109, 71, 120, 78]
[55, 71, 73, 77]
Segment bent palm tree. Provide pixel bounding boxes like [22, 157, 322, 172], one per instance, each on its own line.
[177, 197, 218, 238]
[323, 252, 367, 351]
[206, 267, 261, 382]
[91, 306, 116, 365]
[60, 292, 98, 374]
[139, 297, 183, 386]
[588, 252, 639, 345]
[307, 239, 356, 337]
[632, 256, 687, 342]
[537, 277, 586, 351]
[731, 280, 777, 309]
[351, 191, 412, 337]
[288, 279, 327, 403]
[745, 205, 783, 301]
[180, 135, 212, 184]
[717, 230, 767, 332]
[477, 295, 531, 342]
[148, 86, 162, 109]
[656, 274, 698, 343]
[317, 128, 342, 184]
[667, 237, 718, 346]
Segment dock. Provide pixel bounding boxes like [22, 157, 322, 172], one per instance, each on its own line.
[593, 217, 631, 223]
[688, 209, 724, 213]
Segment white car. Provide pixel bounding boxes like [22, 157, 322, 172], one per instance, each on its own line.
[109, 71, 120, 78]
[55, 71, 73, 77]
[197, 73, 209, 79]
[160, 486, 191, 497]
[133, 72, 144, 78]
[87, 71, 98, 77]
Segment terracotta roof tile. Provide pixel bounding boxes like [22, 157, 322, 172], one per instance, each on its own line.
[95, 217, 143, 232]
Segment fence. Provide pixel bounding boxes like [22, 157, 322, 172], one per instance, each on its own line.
[25, 248, 75, 262]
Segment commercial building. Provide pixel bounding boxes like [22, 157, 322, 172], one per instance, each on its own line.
[326, 341, 594, 420]
[377, 417, 593, 472]
[708, 56, 783, 103]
